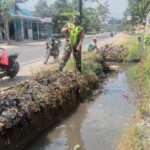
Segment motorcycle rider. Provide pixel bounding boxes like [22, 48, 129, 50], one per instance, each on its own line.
[59, 14, 85, 73]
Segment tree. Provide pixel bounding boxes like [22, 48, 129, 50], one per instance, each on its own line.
[97, 1, 109, 22]
[125, 0, 150, 25]
[82, 0, 109, 32]
[0, 0, 13, 43]
[138, 0, 150, 20]
[0, 0, 28, 43]
[34, 0, 49, 17]
[33, 0, 109, 33]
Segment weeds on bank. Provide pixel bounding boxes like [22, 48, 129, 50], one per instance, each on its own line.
[65, 52, 103, 74]
[118, 37, 150, 149]
[34, 52, 103, 95]
[131, 48, 150, 115]
[123, 37, 142, 62]
[117, 122, 145, 150]
[100, 36, 142, 62]
[63, 52, 103, 94]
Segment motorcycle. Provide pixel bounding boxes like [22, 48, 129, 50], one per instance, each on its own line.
[110, 32, 114, 37]
[0, 48, 20, 78]
[44, 34, 62, 64]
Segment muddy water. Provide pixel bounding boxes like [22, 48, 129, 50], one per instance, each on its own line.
[25, 65, 135, 150]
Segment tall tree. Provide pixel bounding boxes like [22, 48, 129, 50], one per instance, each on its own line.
[125, 0, 150, 25]
[0, 0, 28, 43]
[82, 0, 109, 32]
[0, 0, 13, 43]
[34, 0, 49, 17]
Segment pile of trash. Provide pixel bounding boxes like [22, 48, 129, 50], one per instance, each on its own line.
[0, 50, 108, 150]
[99, 44, 128, 61]
[0, 72, 79, 136]
[0, 50, 106, 139]
[0, 81, 49, 136]
[36, 71, 79, 106]
[36, 71, 77, 88]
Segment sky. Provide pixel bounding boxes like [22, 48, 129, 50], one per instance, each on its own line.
[19, 0, 128, 19]
[108, 0, 128, 19]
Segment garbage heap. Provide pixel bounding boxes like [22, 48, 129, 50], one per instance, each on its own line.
[0, 52, 107, 150]
[99, 44, 128, 62]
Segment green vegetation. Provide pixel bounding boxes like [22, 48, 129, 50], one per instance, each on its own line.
[144, 34, 150, 47]
[118, 35, 150, 149]
[65, 52, 103, 74]
[34, 51, 106, 102]
[35, 51, 106, 84]
[134, 51, 150, 115]
[124, 37, 142, 62]
[0, 0, 27, 43]
[104, 37, 142, 62]
[0, 0, 13, 43]
[117, 123, 145, 150]
[124, 0, 150, 25]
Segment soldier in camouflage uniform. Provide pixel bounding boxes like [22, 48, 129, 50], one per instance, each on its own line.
[59, 15, 84, 73]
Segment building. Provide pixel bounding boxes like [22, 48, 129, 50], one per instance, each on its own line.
[0, 4, 55, 42]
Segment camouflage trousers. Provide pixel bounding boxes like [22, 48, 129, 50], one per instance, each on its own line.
[59, 43, 81, 72]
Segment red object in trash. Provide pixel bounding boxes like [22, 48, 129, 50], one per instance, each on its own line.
[0, 48, 8, 65]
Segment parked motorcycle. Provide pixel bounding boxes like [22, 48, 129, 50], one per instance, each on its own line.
[44, 34, 62, 64]
[0, 48, 20, 78]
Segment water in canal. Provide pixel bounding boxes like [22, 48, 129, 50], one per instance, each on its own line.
[25, 65, 135, 150]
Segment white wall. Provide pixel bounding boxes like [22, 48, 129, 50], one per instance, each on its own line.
[28, 29, 33, 39]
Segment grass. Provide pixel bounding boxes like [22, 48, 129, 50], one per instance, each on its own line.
[117, 122, 145, 150]
[117, 35, 150, 149]
[121, 37, 143, 62]
[64, 52, 103, 94]
[133, 51, 150, 115]
[64, 51, 103, 73]
[125, 38, 142, 62]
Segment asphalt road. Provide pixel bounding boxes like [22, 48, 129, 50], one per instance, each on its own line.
[4, 33, 110, 65]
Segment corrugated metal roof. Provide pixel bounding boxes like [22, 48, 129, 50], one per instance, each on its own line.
[11, 14, 54, 24]
[15, 0, 28, 3]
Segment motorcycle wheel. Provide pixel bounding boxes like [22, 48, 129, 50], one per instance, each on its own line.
[44, 48, 50, 64]
[8, 61, 20, 78]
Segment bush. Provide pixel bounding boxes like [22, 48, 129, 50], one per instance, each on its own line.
[144, 34, 150, 47]
[124, 37, 142, 62]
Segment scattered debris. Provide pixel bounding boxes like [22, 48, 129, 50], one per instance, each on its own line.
[99, 44, 128, 61]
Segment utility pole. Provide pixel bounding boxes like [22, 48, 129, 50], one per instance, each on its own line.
[77, 0, 82, 23]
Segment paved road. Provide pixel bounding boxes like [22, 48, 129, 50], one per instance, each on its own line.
[4, 33, 110, 65]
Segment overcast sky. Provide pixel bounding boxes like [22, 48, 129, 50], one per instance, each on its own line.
[108, 0, 128, 19]
[19, 0, 128, 19]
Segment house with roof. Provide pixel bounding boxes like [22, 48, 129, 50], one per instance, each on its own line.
[0, 1, 55, 42]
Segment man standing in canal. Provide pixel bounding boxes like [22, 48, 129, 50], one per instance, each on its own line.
[59, 14, 85, 73]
